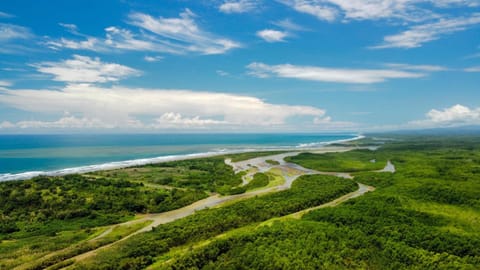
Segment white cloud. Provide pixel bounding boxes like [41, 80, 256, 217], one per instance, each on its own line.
[44, 24, 107, 51]
[0, 23, 31, 41]
[279, 0, 479, 22]
[156, 112, 226, 127]
[0, 84, 339, 130]
[410, 104, 480, 127]
[46, 37, 103, 51]
[279, 0, 337, 21]
[128, 9, 241, 55]
[278, 1, 480, 48]
[47, 10, 241, 55]
[59, 23, 80, 34]
[0, 121, 15, 129]
[219, 0, 258, 13]
[312, 116, 357, 130]
[0, 80, 12, 87]
[464, 66, 480, 72]
[384, 63, 448, 72]
[104, 26, 180, 53]
[256, 29, 288, 42]
[374, 14, 480, 48]
[247, 62, 427, 83]
[273, 19, 308, 31]
[7, 116, 113, 129]
[313, 116, 332, 124]
[31, 55, 141, 83]
[216, 70, 230, 76]
[144, 55, 163, 62]
[47, 26, 180, 54]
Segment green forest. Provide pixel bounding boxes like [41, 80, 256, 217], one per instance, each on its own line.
[164, 136, 480, 270]
[1, 135, 479, 269]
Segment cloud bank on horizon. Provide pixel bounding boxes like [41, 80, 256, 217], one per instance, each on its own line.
[0, 0, 479, 132]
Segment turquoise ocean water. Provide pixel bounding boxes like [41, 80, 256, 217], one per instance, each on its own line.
[0, 133, 361, 181]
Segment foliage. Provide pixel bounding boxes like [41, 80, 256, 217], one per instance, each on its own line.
[224, 151, 287, 162]
[93, 157, 242, 195]
[244, 173, 270, 191]
[265, 159, 280, 165]
[285, 149, 387, 172]
[166, 136, 480, 269]
[73, 175, 357, 269]
[3, 136, 480, 269]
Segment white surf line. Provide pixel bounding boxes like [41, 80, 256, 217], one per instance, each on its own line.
[1, 135, 364, 182]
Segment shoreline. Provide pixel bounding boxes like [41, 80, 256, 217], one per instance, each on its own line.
[0, 135, 365, 182]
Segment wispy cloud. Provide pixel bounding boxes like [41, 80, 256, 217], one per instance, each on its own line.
[156, 112, 226, 128]
[47, 9, 241, 55]
[0, 84, 340, 130]
[0, 11, 14, 18]
[47, 37, 103, 51]
[127, 9, 241, 54]
[58, 23, 80, 35]
[279, 0, 479, 22]
[0, 116, 115, 130]
[0, 80, 12, 87]
[273, 19, 308, 31]
[144, 55, 163, 62]
[384, 63, 448, 72]
[216, 70, 230, 76]
[279, 1, 480, 48]
[279, 0, 337, 22]
[219, 0, 259, 14]
[374, 14, 480, 49]
[104, 26, 179, 53]
[256, 29, 288, 42]
[257, 19, 306, 43]
[247, 62, 430, 84]
[464, 66, 480, 72]
[31, 55, 141, 83]
[0, 23, 31, 41]
[0, 23, 35, 54]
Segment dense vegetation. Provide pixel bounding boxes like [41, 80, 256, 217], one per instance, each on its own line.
[92, 157, 242, 195]
[73, 175, 357, 269]
[0, 174, 206, 238]
[2, 136, 480, 269]
[224, 151, 287, 162]
[285, 149, 388, 172]
[244, 172, 270, 191]
[0, 156, 249, 269]
[167, 136, 480, 269]
[265, 159, 280, 165]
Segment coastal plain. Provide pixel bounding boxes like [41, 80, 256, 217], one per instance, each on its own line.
[0, 136, 479, 269]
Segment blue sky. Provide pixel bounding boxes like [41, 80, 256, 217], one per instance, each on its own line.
[0, 0, 479, 133]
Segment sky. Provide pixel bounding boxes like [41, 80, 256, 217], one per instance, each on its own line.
[0, 0, 479, 133]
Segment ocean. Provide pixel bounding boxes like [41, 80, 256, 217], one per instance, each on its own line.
[0, 133, 361, 181]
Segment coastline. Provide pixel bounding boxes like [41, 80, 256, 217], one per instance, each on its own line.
[0, 134, 365, 182]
